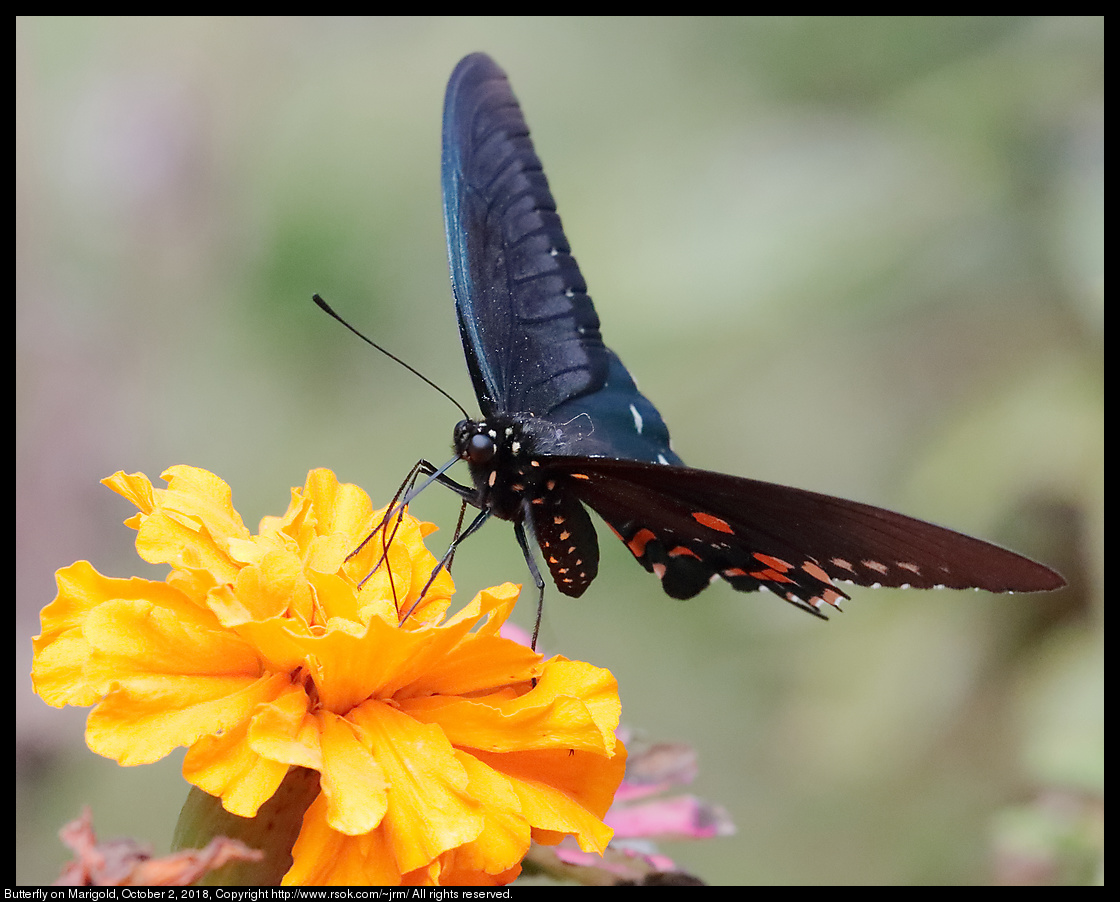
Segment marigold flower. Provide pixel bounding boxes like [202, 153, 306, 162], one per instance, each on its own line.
[32, 466, 626, 885]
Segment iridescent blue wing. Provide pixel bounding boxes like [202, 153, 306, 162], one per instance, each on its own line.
[441, 52, 678, 465]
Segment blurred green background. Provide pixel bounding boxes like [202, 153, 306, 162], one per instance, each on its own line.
[17, 17, 1102, 886]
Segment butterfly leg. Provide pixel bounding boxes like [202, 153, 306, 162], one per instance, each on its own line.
[353, 456, 477, 568]
[514, 514, 548, 651]
[352, 460, 430, 599]
[397, 507, 492, 625]
[414, 457, 477, 502]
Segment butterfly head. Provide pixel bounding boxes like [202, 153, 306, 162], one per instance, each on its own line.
[455, 418, 496, 466]
[454, 415, 553, 522]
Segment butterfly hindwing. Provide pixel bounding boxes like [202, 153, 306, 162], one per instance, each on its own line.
[548, 457, 1066, 612]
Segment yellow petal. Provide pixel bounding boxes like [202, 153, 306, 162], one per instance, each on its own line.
[301, 468, 375, 540]
[86, 671, 289, 766]
[102, 471, 156, 515]
[114, 467, 252, 580]
[228, 615, 316, 676]
[316, 711, 388, 836]
[401, 659, 620, 755]
[402, 633, 540, 699]
[442, 752, 531, 879]
[301, 613, 459, 714]
[36, 561, 198, 645]
[83, 598, 260, 679]
[305, 568, 367, 625]
[248, 685, 323, 772]
[182, 713, 290, 817]
[472, 745, 627, 855]
[447, 583, 522, 638]
[228, 549, 311, 623]
[349, 700, 482, 874]
[132, 510, 239, 584]
[284, 794, 401, 886]
[529, 658, 622, 753]
[33, 562, 199, 707]
[31, 631, 100, 707]
[158, 465, 251, 546]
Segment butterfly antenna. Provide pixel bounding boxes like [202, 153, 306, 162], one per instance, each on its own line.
[313, 294, 470, 420]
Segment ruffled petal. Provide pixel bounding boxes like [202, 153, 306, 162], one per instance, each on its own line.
[284, 794, 401, 886]
[348, 700, 482, 874]
[316, 711, 388, 836]
[86, 671, 290, 766]
[476, 745, 628, 854]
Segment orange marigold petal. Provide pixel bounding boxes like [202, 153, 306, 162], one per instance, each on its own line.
[285, 794, 401, 886]
[445, 752, 531, 878]
[183, 715, 290, 818]
[86, 671, 290, 766]
[316, 711, 389, 837]
[33, 562, 202, 707]
[82, 598, 260, 679]
[409, 633, 541, 699]
[349, 700, 482, 874]
[133, 509, 240, 583]
[247, 684, 322, 772]
[102, 471, 156, 516]
[301, 468, 376, 541]
[473, 745, 626, 855]
[158, 465, 251, 545]
[226, 549, 310, 624]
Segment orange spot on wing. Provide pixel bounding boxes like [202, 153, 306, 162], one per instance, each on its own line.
[749, 568, 795, 584]
[692, 511, 734, 534]
[801, 561, 832, 584]
[668, 545, 701, 559]
[753, 553, 793, 572]
[627, 528, 657, 558]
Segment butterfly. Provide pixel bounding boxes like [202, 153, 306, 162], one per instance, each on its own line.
[425, 52, 1063, 627]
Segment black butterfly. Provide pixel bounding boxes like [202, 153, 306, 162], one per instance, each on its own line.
[424, 52, 1062, 626]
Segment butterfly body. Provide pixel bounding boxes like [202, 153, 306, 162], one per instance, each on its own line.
[453, 413, 602, 597]
[439, 52, 1063, 616]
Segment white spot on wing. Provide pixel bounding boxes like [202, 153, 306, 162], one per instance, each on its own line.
[629, 403, 643, 434]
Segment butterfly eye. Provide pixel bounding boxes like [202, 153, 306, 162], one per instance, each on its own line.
[467, 433, 496, 465]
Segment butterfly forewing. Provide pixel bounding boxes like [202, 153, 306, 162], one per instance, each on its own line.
[442, 53, 606, 419]
[443, 54, 680, 466]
